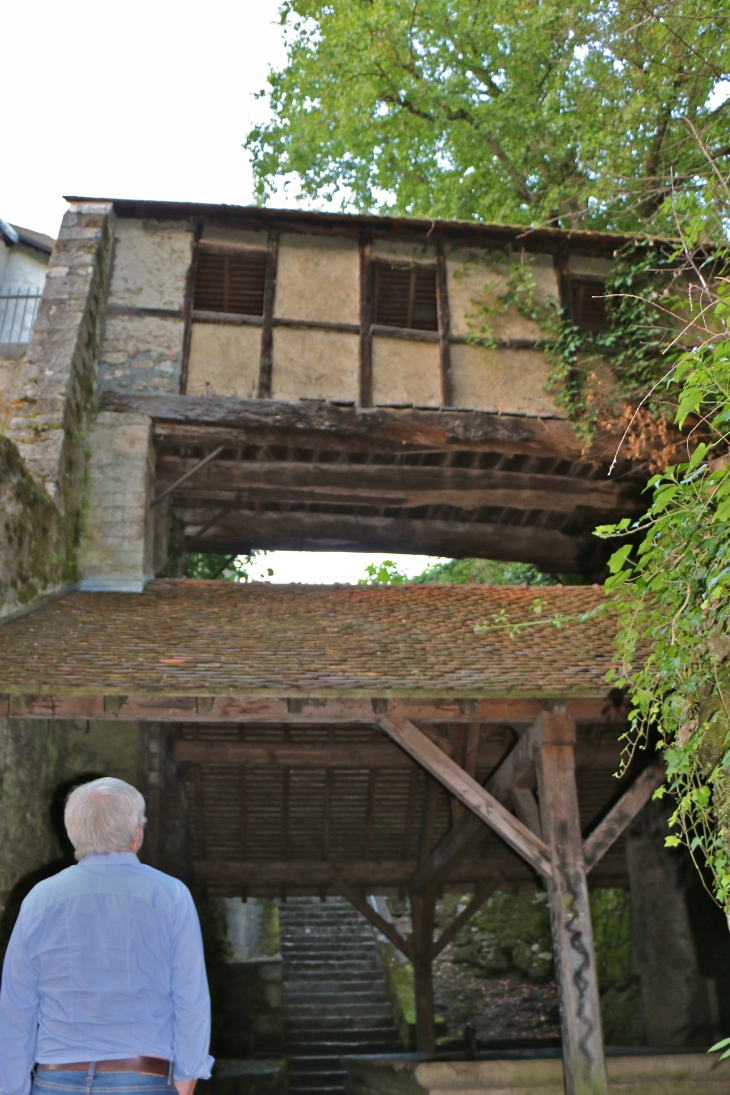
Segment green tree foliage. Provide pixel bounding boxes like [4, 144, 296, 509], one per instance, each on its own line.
[248, 0, 730, 232]
[184, 551, 272, 581]
[358, 556, 576, 585]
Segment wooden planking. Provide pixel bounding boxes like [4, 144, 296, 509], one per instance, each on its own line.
[583, 757, 665, 872]
[100, 392, 585, 459]
[379, 716, 553, 878]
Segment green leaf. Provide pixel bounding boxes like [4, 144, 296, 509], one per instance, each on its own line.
[608, 544, 632, 575]
[664, 836, 682, 848]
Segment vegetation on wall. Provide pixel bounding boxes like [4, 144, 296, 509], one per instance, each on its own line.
[184, 551, 272, 581]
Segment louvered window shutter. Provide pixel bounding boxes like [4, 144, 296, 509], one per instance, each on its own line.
[374, 265, 438, 331]
[570, 278, 609, 334]
[194, 250, 268, 315]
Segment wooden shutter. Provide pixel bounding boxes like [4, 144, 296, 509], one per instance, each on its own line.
[194, 249, 268, 315]
[570, 278, 609, 334]
[374, 265, 438, 331]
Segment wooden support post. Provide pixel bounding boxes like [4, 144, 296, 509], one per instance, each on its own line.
[410, 885, 437, 1053]
[535, 709, 607, 1095]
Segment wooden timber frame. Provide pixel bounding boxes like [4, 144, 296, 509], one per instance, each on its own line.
[6, 690, 664, 1095]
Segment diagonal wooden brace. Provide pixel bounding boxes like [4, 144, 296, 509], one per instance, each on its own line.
[379, 716, 552, 879]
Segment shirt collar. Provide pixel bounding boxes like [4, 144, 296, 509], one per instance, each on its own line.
[77, 852, 140, 867]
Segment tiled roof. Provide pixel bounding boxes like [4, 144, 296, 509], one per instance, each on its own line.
[0, 580, 615, 698]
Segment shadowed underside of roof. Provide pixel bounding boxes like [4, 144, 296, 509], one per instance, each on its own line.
[0, 580, 613, 698]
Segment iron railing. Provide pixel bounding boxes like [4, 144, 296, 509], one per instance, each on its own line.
[0, 289, 42, 344]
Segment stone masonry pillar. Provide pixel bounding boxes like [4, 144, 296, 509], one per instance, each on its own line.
[77, 411, 155, 592]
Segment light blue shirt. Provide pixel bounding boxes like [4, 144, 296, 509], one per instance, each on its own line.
[0, 853, 214, 1095]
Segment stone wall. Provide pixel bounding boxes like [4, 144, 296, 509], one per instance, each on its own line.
[0, 202, 115, 618]
[0, 717, 140, 957]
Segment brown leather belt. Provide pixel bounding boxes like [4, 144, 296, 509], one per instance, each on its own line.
[36, 1059, 169, 1077]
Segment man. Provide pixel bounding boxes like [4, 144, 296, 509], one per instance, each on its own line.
[0, 777, 213, 1095]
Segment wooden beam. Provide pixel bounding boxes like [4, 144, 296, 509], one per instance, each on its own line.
[179, 220, 202, 395]
[158, 456, 642, 512]
[379, 716, 552, 879]
[436, 247, 452, 406]
[335, 877, 413, 960]
[100, 392, 585, 459]
[258, 229, 279, 398]
[583, 757, 665, 872]
[192, 858, 522, 886]
[176, 740, 508, 768]
[411, 886, 437, 1053]
[359, 235, 373, 407]
[536, 709, 608, 1095]
[411, 714, 548, 892]
[511, 788, 542, 839]
[432, 883, 493, 958]
[184, 511, 602, 573]
[5, 693, 623, 727]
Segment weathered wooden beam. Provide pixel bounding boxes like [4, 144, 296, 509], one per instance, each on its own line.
[100, 393, 584, 459]
[2, 692, 623, 728]
[335, 877, 414, 960]
[432, 883, 493, 958]
[258, 229, 279, 398]
[379, 716, 552, 879]
[411, 713, 547, 892]
[583, 757, 665, 872]
[536, 709, 608, 1095]
[183, 512, 602, 573]
[191, 858, 522, 886]
[158, 456, 642, 512]
[411, 886, 438, 1052]
[511, 788, 543, 839]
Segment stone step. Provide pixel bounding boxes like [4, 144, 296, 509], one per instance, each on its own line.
[284, 971, 385, 988]
[286, 1000, 393, 1017]
[286, 989, 390, 1006]
[287, 1016, 400, 1033]
[286, 1038, 404, 1055]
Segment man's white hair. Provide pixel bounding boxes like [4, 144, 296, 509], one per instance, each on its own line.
[65, 777, 146, 859]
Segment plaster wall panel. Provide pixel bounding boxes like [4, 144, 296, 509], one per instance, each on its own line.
[0, 247, 48, 294]
[568, 255, 614, 279]
[446, 249, 559, 340]
[372, 336, 441, 407]
[109, 218, 192, 312]
[187, 323, 260, 397]
[371, 239, 436, 263]
[201, 225, 268, 250]
[98, 314, 184, 394]
[274, 235, 360, 324]
[271, 327, 358, 402]
[450, 343, 559, 415]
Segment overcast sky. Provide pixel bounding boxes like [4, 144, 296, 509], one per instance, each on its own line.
[1, 1, 442, 583]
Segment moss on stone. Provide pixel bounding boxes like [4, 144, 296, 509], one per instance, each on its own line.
[258, 900, 280, 958]
[449, 891, 554, 980]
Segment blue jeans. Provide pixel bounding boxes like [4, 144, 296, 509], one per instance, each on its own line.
[33, 1071, 172, 1095]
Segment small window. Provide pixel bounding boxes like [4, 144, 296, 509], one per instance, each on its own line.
[374, 264, 439, 331]
[194, 249, 268, 315]
[570, 278, 609, 334]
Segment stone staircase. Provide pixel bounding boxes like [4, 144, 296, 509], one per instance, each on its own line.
[280, 897, 403, 1095]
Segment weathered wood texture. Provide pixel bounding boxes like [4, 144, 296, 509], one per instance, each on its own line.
[335, 877, 414, 960]
[411, 887, 438, 1053]
[379, 716, 552, 878]
[258, 230, 279, 398]
[436, 248, 452, 406]
[359, 236, 373, 407]
[156, 455, 642, 513]
[583, 757, 665, 872]
[100, 393, 584, 458]
[185, 511, 603, 573]
[536, 710, 608, 1095]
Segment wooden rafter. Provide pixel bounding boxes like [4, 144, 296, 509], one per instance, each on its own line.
[432, 883, 493, 959]
[334, 877, 413, 960]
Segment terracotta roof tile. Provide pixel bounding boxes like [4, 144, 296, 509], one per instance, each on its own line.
[0, 580, 615, 698]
